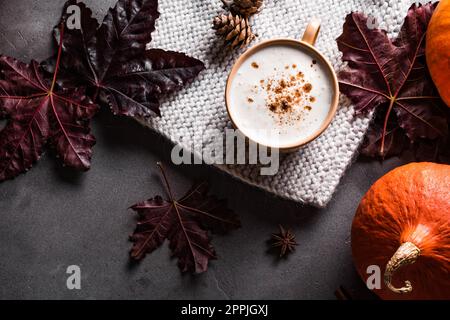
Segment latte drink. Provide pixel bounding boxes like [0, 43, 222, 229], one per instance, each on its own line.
[228, 43, 335, 149]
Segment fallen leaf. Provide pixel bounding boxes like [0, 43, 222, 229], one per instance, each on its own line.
[0, 0, 205, 181]
[337, 3, 449, 158]
[44, 0, 205, 117]
[129, 163, 241, 273]
[0, 26, 98, 181]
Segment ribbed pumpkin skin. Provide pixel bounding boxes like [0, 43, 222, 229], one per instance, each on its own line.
[426, 0, 450, 107]
[352, 163, 450, 300]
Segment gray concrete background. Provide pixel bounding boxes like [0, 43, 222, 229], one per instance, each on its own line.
[0, 0, 407, 300]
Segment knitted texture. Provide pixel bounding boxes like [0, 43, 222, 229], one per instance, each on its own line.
[139, 0, 412, 207]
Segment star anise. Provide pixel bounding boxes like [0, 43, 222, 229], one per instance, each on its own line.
[270, 225, 298, 258]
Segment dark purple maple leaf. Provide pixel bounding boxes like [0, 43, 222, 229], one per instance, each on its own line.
[337, 2, 449, 158]
[130, 163, 241, 274]
[44, 0, 205, 117]
[0, 26, 98, 181]
[360, 112, 409, 158]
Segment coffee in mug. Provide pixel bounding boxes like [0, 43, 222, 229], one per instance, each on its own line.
[225, 20, 339, 151]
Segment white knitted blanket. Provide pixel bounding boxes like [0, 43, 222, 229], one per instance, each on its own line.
[140, 0, 411, 207]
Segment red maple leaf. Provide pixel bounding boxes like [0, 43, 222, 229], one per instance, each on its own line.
[0, 26, 98, 181]
[130, 163, 241, 273]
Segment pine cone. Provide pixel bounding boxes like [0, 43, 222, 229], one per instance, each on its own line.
[213, 13, 256, 49]
[222, 0, 263, 16]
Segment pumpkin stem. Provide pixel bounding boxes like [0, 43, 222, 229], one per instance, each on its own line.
[384, 242, 421, 294]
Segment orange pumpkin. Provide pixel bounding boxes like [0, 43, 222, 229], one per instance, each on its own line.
[352, 162, 450, 300]
[426, 0, 450, 107]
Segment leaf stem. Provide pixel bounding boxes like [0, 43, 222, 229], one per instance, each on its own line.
[380, 98, 396, 156]
[92, 86, 100, 103]
[157, 162, 175, 200]
[49, 23, 65, 94]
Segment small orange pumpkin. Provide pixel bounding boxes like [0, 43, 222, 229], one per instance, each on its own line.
[426, 0, 450, 107]
[352, 162, 450, 300]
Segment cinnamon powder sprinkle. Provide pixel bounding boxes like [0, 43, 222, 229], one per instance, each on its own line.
[303, 83, 312, 93]
[247, 97, 254, 103]
[251, 62, 259, 69]
[281, 100, 291, 111]
[261, 68, 316, 125]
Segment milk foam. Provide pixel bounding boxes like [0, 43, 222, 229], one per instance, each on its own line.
[229, 44, 334, 148]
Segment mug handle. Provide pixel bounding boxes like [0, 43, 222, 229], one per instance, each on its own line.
[301, 18, 321, 46]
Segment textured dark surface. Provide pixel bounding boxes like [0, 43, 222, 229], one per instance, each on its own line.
[0, 0, 407, 300]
